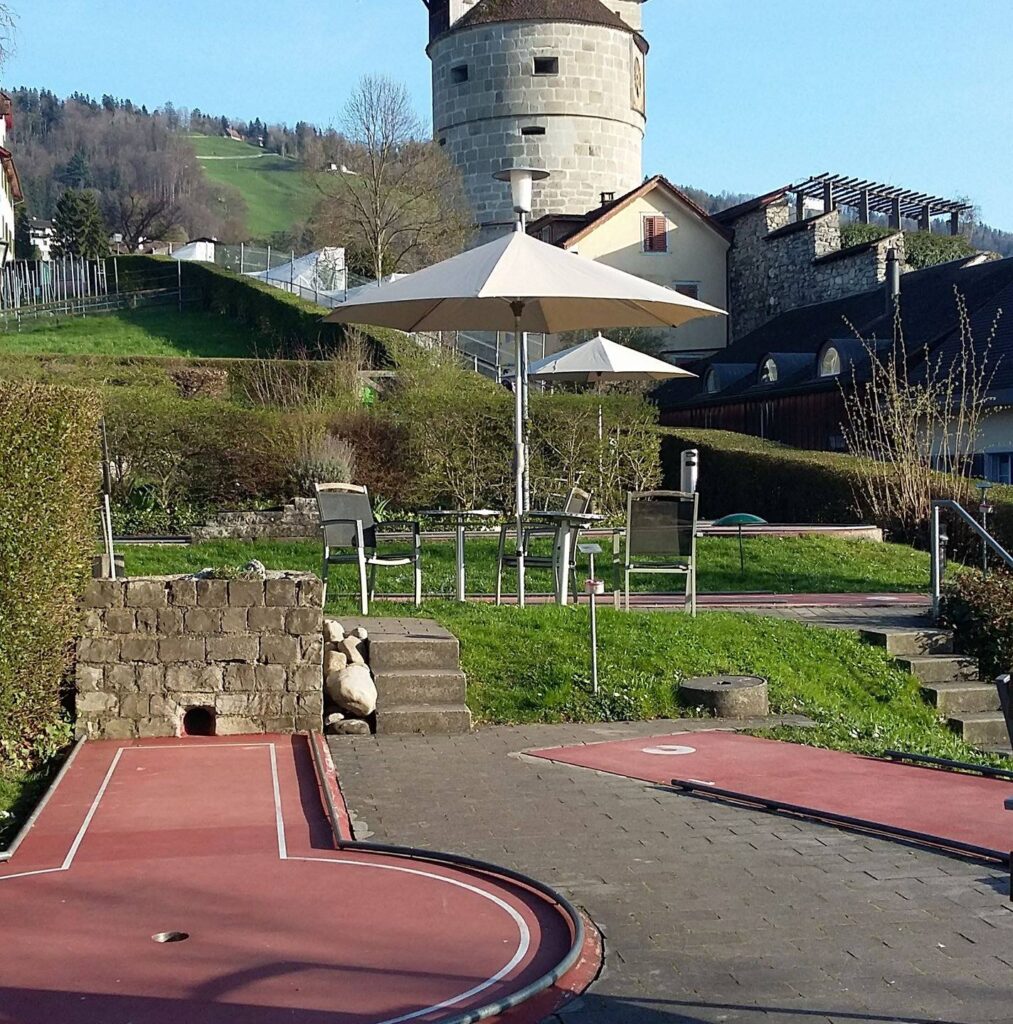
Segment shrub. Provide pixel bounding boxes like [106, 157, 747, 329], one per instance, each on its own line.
[0, 382, 100, 771]
[940, 569, 1013, 678]
[660, 427, 1013, 555]
[289, 429, 356, 496]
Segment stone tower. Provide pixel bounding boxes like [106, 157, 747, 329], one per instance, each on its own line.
[424, 0, 649, 238]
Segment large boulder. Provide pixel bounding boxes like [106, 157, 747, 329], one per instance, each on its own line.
[324, 650, 348, 676]
[337, 635, 366, 666]
[324, 620, 346, 644]
[325, 664, 376, 717]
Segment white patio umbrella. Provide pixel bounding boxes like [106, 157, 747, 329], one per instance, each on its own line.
[324, 230, 723, 602]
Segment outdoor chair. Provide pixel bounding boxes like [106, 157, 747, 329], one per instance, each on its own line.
[613, 490, 699, 615]
[314, 483, 421, 615]
[495, 487, 593, 605]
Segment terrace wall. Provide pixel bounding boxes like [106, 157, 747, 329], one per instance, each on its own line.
[75, 574, 323, 739]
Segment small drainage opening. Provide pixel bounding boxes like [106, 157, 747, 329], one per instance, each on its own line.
[152, 931, 189, 944]
[182, 706, 216, 737]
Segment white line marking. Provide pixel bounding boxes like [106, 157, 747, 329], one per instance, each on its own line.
[0, 740, 534, 1024]
[642, 744, 697, 756]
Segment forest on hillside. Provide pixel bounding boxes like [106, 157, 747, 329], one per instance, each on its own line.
[9, 87, 1013, 258]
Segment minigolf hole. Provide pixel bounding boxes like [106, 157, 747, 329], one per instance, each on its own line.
[182, 706, 216, 737]
[152, 931, 189, 944]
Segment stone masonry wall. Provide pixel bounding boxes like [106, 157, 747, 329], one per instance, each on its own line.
[192, 498, 320, 542]
[727, 200, 906, 341]
[76, 574, 323, 740]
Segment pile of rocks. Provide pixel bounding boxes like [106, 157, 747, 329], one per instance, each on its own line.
[323, 620, 376, 736]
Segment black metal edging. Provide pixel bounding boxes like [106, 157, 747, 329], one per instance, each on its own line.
[670, 778, 1010, 866]
[308, 733, 587, 1024]
[0, 738, 86, 862]
[882, 749, 1013, 782]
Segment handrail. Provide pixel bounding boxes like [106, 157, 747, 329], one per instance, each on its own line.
[930, 499, 1013, 616]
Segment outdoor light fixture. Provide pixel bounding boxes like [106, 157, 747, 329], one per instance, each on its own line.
[493, 166, 550, 220]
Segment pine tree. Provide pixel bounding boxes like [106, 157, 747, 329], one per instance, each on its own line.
[52, 189, 108, 259]
[57, 149, 92, 189]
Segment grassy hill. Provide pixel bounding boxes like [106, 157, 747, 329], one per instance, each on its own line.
[190, 135, 319, 240]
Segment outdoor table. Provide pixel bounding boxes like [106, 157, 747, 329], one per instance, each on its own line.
[419, 508, 501, 602]
[524, 510, 605, 605]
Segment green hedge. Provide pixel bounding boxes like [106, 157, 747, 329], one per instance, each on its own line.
[0, 382, 100, 771]
[112, 256, 400, 360]
[940, 569, 1013, 677]
[660, 427, 1013, 552]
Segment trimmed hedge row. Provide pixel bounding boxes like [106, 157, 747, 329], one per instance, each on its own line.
[941, 569, 1013, 678]
[113, 256, 400, 360]
[660, 427, 1013, 551]
[0, 382, 101, 771]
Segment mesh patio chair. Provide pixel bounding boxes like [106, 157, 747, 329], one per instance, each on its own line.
[613, 490, 698, 615]
[495, 486, 593, 605]
[314, 483, 421, 615]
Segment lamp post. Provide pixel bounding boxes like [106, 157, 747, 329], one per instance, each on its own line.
[493, 167, 549, 607]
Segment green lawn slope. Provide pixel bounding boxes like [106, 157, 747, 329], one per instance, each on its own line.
[191, 135, 318, 240]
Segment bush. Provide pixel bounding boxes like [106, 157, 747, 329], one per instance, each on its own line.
[940, 569, 1013, 678]
[839, 223, 976, 270]
[661, 427, 1013, 554]
[0, 382, 100, 771]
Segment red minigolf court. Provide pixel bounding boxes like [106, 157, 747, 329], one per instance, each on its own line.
[0, 734, 592, 1024]
[529, 731, 1013, 860]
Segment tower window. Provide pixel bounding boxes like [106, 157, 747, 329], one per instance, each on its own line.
[533, 56, 559, 76]
[521, 126, 546, 136]
[643, 215, 668, 253]
[451, 64, 469, 84]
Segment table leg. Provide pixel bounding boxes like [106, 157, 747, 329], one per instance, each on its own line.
[456, 519, 466, 603]
[558, 527, 571, 606]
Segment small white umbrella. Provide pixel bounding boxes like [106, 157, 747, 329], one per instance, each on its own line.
[324, 230, 723, 603]
[527, 333, 697, 384]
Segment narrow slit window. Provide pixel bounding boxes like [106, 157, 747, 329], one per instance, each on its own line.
[533, 56, 559, 76]
[451, 64, 469, 84]
[521, 126, 546, 136]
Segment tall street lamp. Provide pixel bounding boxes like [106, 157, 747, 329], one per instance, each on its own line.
[493, 167, 549, 517]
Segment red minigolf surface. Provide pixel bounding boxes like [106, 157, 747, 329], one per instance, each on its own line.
[529, 731, 1013, 860]
[1, 734, 586, 1024]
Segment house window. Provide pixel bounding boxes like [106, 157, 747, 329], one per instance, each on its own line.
[533, 56, 559, 76]
[760, 357, 778, 384]
[521, 126, 546, 136]
[674, 281, 700, 300]
[451, 64, 469, 84]
[985, 451, 1013, 484]
[643, 215, 667, 253]
[820, 346, 841, 377]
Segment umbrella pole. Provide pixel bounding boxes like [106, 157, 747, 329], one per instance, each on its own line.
[512, 302, 526, 608]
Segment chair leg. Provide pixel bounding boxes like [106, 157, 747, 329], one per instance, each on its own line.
[321, 552, 329, 608]
[495, 558, 503, 607]
[571, 565, 579, 606]
[624, 569, 631, 612]
[357, 553, 369, 616]
[413, 556, 422, 607]
[368, 562, 377, 603]
[689, 562, 697, 618]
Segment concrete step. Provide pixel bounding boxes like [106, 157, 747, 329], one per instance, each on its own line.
[373, 670, 467, 705]
[922, 680, 1001, 715]
[946, 712, 1012, 747]
[375, 703, 473, 735]
[368, 636, 460, 673]
[895, 655, 979, 684]
[859, 627, 953, 656]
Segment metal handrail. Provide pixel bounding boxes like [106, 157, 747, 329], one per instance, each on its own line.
[930, 499, 1013, 616]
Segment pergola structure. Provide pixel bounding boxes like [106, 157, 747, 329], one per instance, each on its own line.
[789, 173, 972, 235]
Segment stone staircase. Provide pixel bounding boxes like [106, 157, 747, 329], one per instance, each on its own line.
[345, 617, 472, 735]
[860, 627, 1011, 751]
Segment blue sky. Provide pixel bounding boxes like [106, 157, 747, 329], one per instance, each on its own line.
[7, 0, 1012, 228]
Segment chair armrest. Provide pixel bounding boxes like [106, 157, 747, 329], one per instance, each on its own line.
[375, 519, 420, 533]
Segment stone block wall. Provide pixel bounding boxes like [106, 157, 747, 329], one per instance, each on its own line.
[76, 574, 324, 740]
[727, 200, 906, 341]
[192, 498, 320, 542]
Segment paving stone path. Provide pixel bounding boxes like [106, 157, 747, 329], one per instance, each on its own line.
[330, 721, 1012, 1024]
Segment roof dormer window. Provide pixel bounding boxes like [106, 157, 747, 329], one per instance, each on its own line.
[760, 357, 778, 384]
[820, 346, 842, 377]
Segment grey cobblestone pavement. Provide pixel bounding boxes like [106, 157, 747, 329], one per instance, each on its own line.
[329, 721, 1012, 1024]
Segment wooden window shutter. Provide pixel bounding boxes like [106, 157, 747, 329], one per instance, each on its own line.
[643, 215, 667, 253]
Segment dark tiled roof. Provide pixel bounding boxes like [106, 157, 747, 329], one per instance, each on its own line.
[712, 187, 790, 226]
[455, 0, 630, 32]
[661, 256, 1013, 407]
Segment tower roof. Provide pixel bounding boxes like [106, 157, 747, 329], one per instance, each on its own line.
[453, 0, 631, 33]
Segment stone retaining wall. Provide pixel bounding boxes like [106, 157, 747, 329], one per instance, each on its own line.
[191, 498, 320, 542]
[76, 574, 324, 740]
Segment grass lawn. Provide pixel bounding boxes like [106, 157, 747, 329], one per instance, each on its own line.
[123, 533, 934, 598]
[191, 135, 318, 239]
[0, 307, 260, 358]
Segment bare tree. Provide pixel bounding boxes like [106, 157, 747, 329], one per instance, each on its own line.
[106, 191, 176, 249]
[309, 75, 472, 281]
[0, 4, 15, 68]
[841, 289, 1002, 539]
